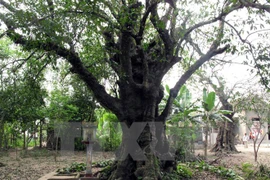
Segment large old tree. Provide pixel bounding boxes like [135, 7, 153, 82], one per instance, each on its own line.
[200, 74, 238, 153]
[1, 0, 269, 179]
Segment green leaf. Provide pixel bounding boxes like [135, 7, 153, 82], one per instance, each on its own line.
[217, 110, 233, 115]
[206, 92, 216, 111]
[165, 84, 170, 94]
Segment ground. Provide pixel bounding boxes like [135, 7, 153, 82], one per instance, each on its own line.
[0, 149, 115, 180]
[0, 143, 270, 180]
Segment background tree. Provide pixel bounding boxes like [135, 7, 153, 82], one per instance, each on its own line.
[1, 0, 270, 179]
[196, 88, 232, 160]
[234, 91, 270, 162]
[200, 73, 239, 153]
[217, 0, 270, 90]
[0, 37, 47, 150]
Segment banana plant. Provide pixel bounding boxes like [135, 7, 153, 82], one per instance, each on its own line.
[199, 88, 232, 160]
[165, 85, 199, 123]
[165, 85, 201, 160]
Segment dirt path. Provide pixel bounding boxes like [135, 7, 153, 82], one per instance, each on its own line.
[0, 144, 269, 180]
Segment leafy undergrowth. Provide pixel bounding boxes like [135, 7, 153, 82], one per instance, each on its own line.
[93, 159, 113, 167]
[188, 161, 244, 180]
[162, 161, 270, 180]
[94, 160, 243, 180]
[239, 162, 270, 180]
[161, 163, 193, 180]
[56, 160, 114, 177]
[160, 161, 243, 180]
[57, 162, 86, 174]
[45, 158, 270, 180]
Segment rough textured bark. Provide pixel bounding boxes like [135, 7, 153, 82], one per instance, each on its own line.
[108, 82, 167, 179]
[210, 122, 225, 152]
[223, 120, 238, 152]
[46, 127, 58, 150]
[0, 119, 3, 149]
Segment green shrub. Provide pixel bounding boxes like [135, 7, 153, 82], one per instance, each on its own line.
[96, 113, 122, 151]
[177, 163, 193, 178]
[74, 137, 85, 151]
[93, 160, 113, 167]
[241, 162, 255, 179]
[161, 171, 181, 180]
[256, 164, 270, 178]
[57, 162, 86, 174]
[190, 161, 243, 180]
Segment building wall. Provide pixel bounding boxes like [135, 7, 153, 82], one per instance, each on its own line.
[239, 110, 269, 141]
[208, 110, 269, 145]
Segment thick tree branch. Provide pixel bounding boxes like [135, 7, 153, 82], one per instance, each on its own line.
[136, 2, 158, 44]
[159, 44, 229, 122]
[157, 56, 182, 78]
[46, 0, 54, 19]
[150, 3, 173, 58]
[5, 30, 122, 116]
[119, 32, 138, 87]
[0, 0, 16, 12]
[239, 0, 270, 13]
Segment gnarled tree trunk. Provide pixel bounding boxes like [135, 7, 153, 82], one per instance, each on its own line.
[223, 120, 238, 152]
[109, 84, 174, 180]
[211, 121, 225, 152]
[210, 89, 239, 153]
[211, 115, 238, 153]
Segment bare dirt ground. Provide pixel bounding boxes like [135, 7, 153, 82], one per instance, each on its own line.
[0, 149, 115, 180]
[0, 143, 269, 180]
[219, 144, 270, 168]
[193, 143, 270, 179]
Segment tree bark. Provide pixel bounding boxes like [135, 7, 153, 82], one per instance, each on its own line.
[46, 127, 55, 149]
[0, 119, 3, 149]
[211, 112, 238, 153]
[210, 122, 225, 152]
[223, 121, 238, 152]
[23, 130, 26, 150]
[39, 120, 43, 148]
[108, 85, 174, 180]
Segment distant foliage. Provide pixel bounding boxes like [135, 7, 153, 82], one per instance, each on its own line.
[96, 112, 122, 151]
